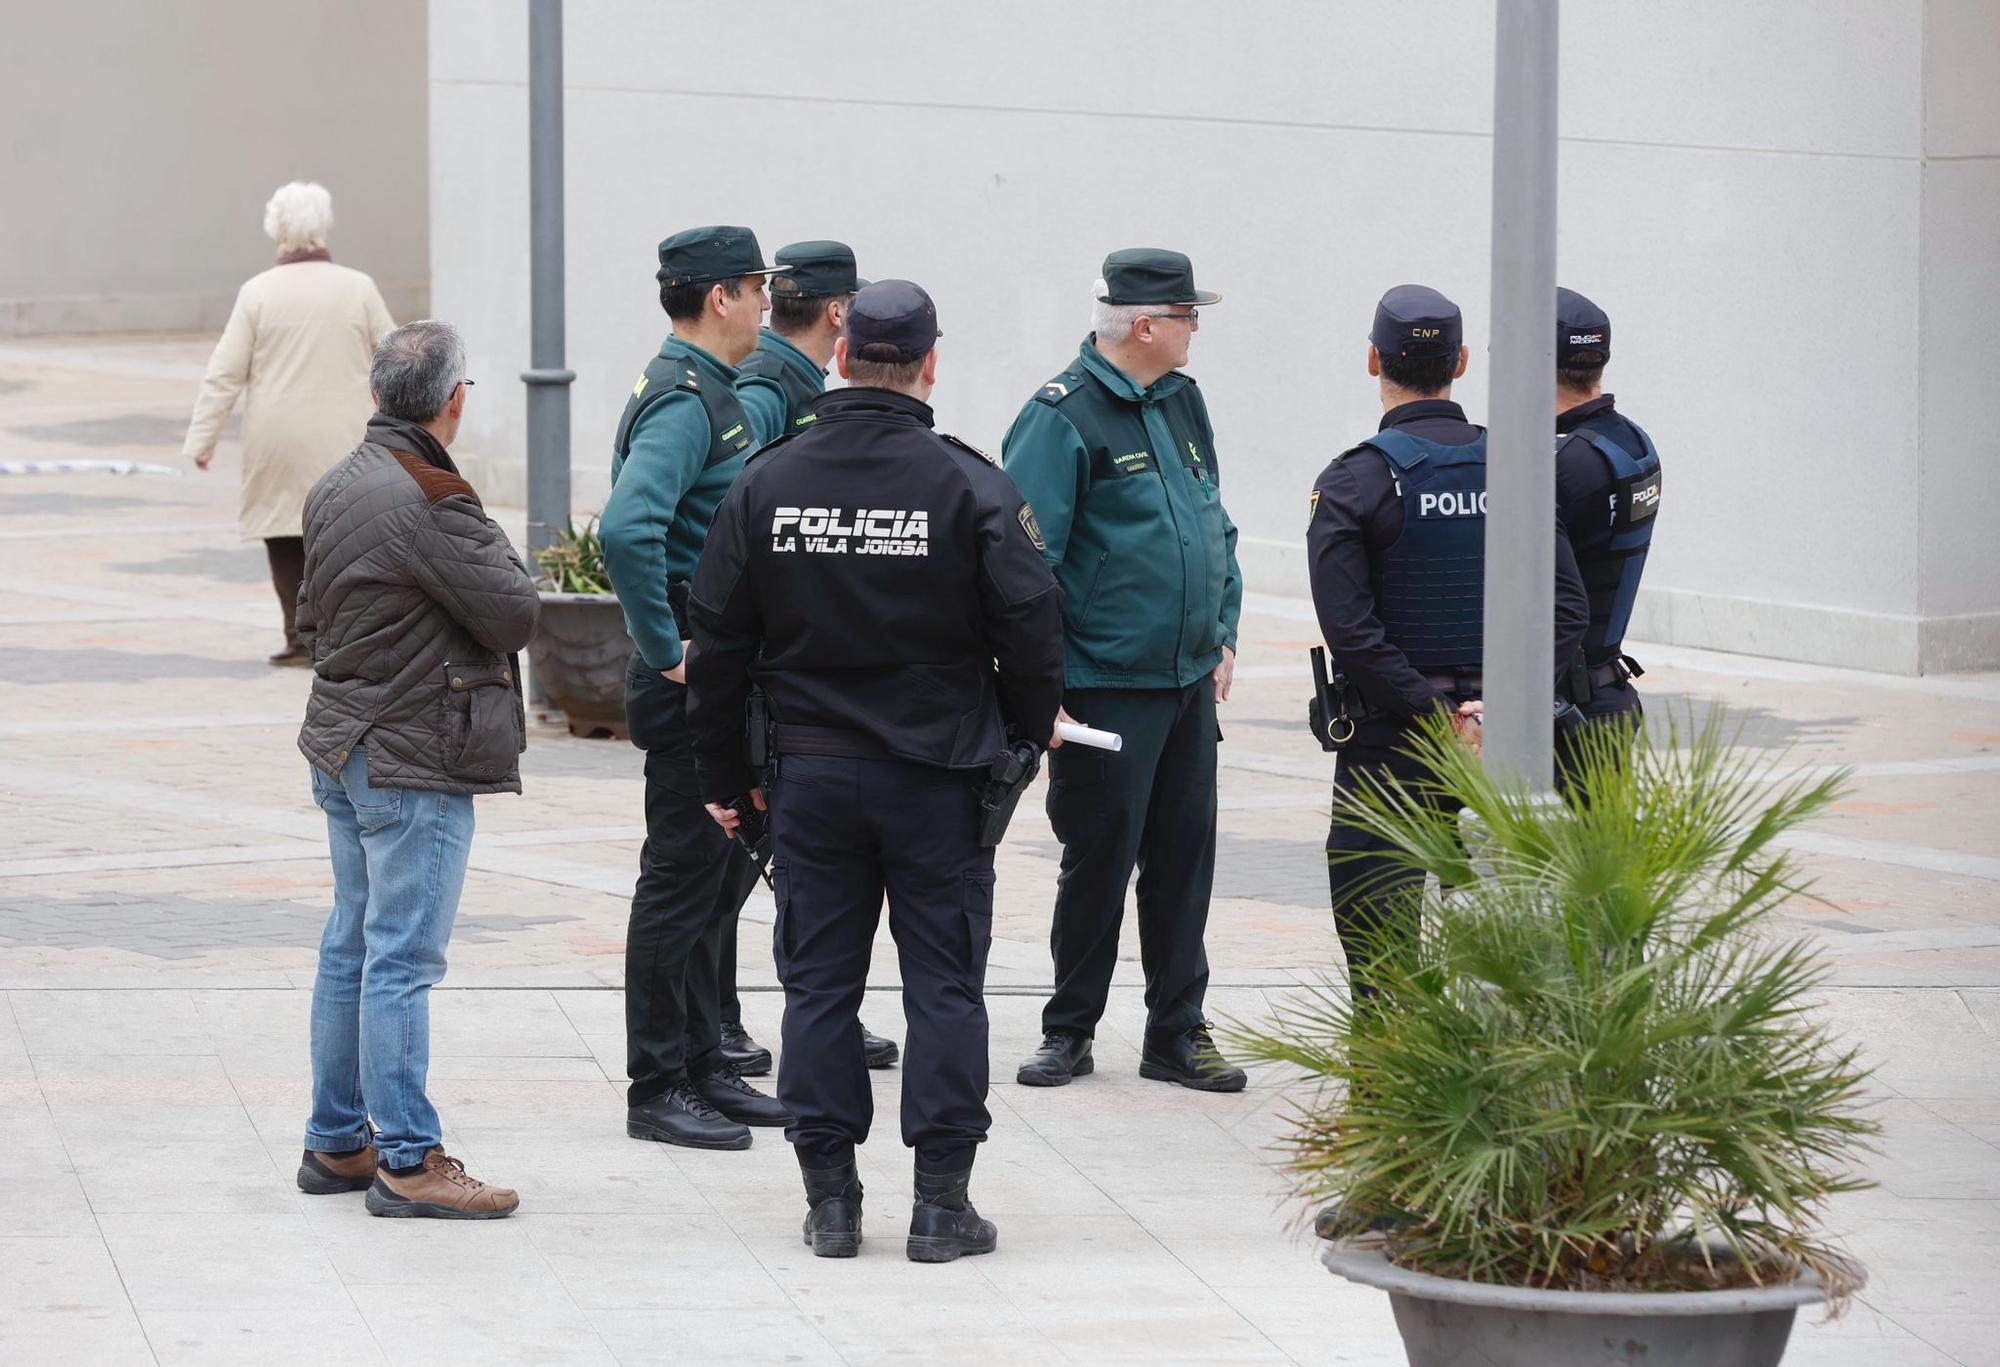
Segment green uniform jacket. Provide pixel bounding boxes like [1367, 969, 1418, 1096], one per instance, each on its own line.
[601, 337, 772, 671]
[735, 327, 825, 437]
[1002, 336, 1242, 690]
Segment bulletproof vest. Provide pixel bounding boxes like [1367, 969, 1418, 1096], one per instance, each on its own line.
[611, 349, 755, 468]
[737, 340, 822, 431]
[1569, 421, 1661, 659]
[1366, 427, 1489, 670]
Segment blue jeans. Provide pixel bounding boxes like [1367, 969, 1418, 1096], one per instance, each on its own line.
[305, 748, 475, 1169]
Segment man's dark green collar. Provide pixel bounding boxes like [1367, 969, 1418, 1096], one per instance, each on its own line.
[1077, 335, 1189, 402]
[662, 334, 739, 382]
[760, 327, 828, 379]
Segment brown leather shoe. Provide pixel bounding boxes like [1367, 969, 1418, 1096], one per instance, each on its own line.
[364, 1149, 519, 1220]
[268, 644, 312, 668]
[297, 1147, 377, 1194]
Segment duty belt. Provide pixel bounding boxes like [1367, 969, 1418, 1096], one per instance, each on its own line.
[1420, 669, 1483, 698]
[1567, 652, 1644, 704]
[772, 723, 899, 761]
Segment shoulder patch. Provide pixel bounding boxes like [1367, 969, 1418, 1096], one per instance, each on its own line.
[1018, 502, 1046, 552]
[938, 432, 999, 466]
[1308, 488, 1320, 529]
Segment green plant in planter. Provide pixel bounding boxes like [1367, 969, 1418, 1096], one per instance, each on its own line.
[1231, 711, 1877, 1300]
[533, 518, 613, 595]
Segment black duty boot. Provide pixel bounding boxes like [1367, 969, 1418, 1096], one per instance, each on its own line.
[718, 1021, 773, 1077]
[626, 1081, 752, 1150]
[860, 1023, 901, 1070]
[1139, 1021, 1247, 1093]
[694, 1062, 792, 1127]
[907, 1159, 998, 1263]
[799, 1156, 864, 1258]
[1015, 1030, 1092, 1087]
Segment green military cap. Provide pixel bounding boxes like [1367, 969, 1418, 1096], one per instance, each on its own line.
[1096, 248, 1221, 307]
[770, 240, 868, 299]
[656, 225, 791, 288]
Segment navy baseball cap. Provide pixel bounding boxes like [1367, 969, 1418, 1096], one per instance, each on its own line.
[1556, 287, 1610, 366]
[845, 280, 941, 364]
[1371, 284, 1462, 360]
[656, 225, 790, 288]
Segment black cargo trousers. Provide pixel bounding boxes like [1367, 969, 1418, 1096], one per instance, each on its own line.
[623, 659, 759, 1107]
[769, 753, 994, 1168]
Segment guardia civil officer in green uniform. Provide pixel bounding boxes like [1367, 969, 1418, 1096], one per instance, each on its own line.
[1002, 249, 1247, 1093]
[723, 239, 902, 1078]
[601, 226, 790, 1151]
[736, 240, 866, 439]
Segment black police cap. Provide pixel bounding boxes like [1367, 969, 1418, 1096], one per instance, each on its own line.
[1371, 284, 1462, 360]
[845, 279, 941, 364]
[1556, 287, 1610, 366]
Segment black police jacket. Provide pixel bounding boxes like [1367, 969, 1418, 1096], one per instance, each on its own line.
[686, 387, 1066, 802]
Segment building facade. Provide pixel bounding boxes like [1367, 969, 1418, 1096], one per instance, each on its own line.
[429, 0, 2000, 673]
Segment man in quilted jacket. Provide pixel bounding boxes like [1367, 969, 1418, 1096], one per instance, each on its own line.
[293, 319, 541, 1219]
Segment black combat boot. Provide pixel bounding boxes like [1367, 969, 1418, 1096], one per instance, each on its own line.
[860, 1022, 901, 1069]
[799, 1154, 864, 1258]
[1139, 1021, 1247, 1092]
[907, 1156, 997, 1263]
[1015, 1030, 1092, 1087]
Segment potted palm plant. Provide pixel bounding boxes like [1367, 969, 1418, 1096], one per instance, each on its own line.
[528, 518, 635, 739]
[1231, 714, 1877, 1367]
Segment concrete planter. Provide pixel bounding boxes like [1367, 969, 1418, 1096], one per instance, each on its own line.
[527, 591, 634, 739]
[1323, 1238, 1837, 1367]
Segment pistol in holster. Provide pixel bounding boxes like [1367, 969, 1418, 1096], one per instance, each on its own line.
[734, 689, 776, 887]
[977, 739, 1043, 849]
[1307, 646, 1371, 752]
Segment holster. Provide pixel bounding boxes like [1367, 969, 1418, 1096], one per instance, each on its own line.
[1307, 646, 1372, 752]
[745, 688, 774, 787]
[1565, 650, 1646, 706]
[977, 740, 1042, 848]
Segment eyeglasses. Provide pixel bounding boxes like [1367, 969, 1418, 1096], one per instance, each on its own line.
[458, 378, 476, 389]
[1151, 310, 1198, 325]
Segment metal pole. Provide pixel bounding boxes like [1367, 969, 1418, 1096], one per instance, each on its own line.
[522, 0, 572, 709]
[523, 0, 573, 560]
[1481, 0, 1560, 792]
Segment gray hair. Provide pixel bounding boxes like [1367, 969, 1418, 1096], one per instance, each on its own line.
[1090, 278, 1167, 345]
[370, 320, 467, 421]
[263, 181, 333, 253]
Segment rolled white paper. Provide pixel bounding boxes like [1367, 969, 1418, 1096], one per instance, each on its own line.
[1056, 721, 1123, 752]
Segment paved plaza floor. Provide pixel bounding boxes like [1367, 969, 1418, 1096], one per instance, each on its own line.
[2, 334, 1997, 1366]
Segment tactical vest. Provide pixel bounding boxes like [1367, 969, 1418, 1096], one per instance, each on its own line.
[1029, 366, 1210, 490]
[611, 350, 755, 469]
[1365, 427, 1489, 670]
[1568, 421, 1661, 659]
[737, 341, 822, 431]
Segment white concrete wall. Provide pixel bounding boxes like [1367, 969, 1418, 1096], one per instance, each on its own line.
[430, 0, 2000, 673]
[0, 0, 429, 334]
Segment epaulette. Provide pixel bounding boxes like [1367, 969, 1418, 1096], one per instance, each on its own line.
[938, 432, 999, 466]
[1031, 370, 1088, 406]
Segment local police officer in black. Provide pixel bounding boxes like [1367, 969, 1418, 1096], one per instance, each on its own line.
[1553, 287, 1662, 738]
[686, 280, 1064, 1263]
[1307, 284, 1588, 1000]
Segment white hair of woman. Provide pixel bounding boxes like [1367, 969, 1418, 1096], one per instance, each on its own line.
[1090, 278, 1170, 346]
[263, 181, 335, 256]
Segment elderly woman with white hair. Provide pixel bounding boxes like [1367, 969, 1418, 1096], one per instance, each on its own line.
[183, 181, 395, 665]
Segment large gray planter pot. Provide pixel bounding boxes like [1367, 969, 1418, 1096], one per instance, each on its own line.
[1323, 1238, 1838, 1367]
[527, 591, 634, 739]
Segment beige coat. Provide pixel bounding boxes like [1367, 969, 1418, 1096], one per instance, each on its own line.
[183, 260, 395, 541]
